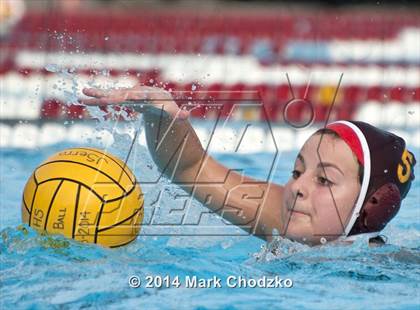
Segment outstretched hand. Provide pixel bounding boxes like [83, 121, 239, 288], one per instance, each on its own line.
[80, 85, 190, 120]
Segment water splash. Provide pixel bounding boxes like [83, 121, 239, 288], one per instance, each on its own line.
[253, 235, 310, 262]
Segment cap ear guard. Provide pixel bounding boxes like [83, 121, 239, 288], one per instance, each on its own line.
[349, 183, 401, 236]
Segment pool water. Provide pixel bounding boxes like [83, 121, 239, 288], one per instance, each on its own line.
[1, 136, 419, 309]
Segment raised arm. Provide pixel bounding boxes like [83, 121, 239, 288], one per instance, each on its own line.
[81, 86, 284, 241]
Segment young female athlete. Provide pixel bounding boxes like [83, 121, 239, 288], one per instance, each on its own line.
[81, 85, 416, 245]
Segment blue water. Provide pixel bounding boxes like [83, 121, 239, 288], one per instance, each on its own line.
[1, 139, 419, 309]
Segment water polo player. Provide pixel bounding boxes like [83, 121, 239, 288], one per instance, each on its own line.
[81, 85, 416, 245]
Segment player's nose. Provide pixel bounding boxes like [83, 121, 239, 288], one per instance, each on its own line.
[291, 174, 309, 201]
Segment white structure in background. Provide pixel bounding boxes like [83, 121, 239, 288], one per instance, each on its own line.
[14, 51, 420, 87]
[0, 122, 419, 150]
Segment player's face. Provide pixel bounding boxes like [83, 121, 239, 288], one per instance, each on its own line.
[281, 134, 361, 245]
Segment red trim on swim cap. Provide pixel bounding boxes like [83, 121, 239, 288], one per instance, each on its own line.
[326, 123, 365, 166]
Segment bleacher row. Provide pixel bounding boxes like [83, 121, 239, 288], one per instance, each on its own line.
[1, 67, 419, 125]
[3, 10, 419, 56]
[1, 50, 419, 125]
[0, 9, 419, 129]
[11, 51, 420, 87]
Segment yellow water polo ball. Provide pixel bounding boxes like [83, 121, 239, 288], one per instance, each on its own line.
[21, 147, 144, 247]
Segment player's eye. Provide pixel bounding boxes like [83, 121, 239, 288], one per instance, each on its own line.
[317, 176, 334, 187]
[292, 170, 301, 179]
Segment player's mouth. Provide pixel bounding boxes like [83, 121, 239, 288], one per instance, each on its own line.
[291, 210, 309, 217]
[285, 202, 310, 218]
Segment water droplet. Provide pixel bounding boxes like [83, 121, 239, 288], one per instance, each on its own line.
[191, 84, 197, 91]
[320, 237, 327, 244]
[384, 169, 388, 173]
[104, 36, 109, 41]
[45, 63, 60, 73]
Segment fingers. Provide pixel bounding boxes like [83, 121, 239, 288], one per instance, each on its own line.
[80, 86, 188, 120]
[79, 98, 113, 106]
[81, 87, 133, 106]
[82, 87, 109, 98]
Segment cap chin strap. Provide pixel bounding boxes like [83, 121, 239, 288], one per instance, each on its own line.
[341, 231, 380, 242]
[327, 121, 371, 238]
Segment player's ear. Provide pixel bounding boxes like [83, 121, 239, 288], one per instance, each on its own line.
[361, 183, 401, 232]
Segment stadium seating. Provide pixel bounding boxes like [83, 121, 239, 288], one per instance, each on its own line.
[0, 9, 419, 126]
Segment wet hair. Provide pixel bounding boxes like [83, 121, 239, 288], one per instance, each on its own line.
[314, 128, 386, 244]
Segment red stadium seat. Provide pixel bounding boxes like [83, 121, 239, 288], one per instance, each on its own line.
[366, 86, 385, 102]
[388, 86, 406, 102]
[258, 85, 278, 121]
[409, 87, 420, 101]
[65, 104, 87, 120]
[276, 84, 293, 103]
[343, 85, 363, 104]
[41, 99, 62, 119]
